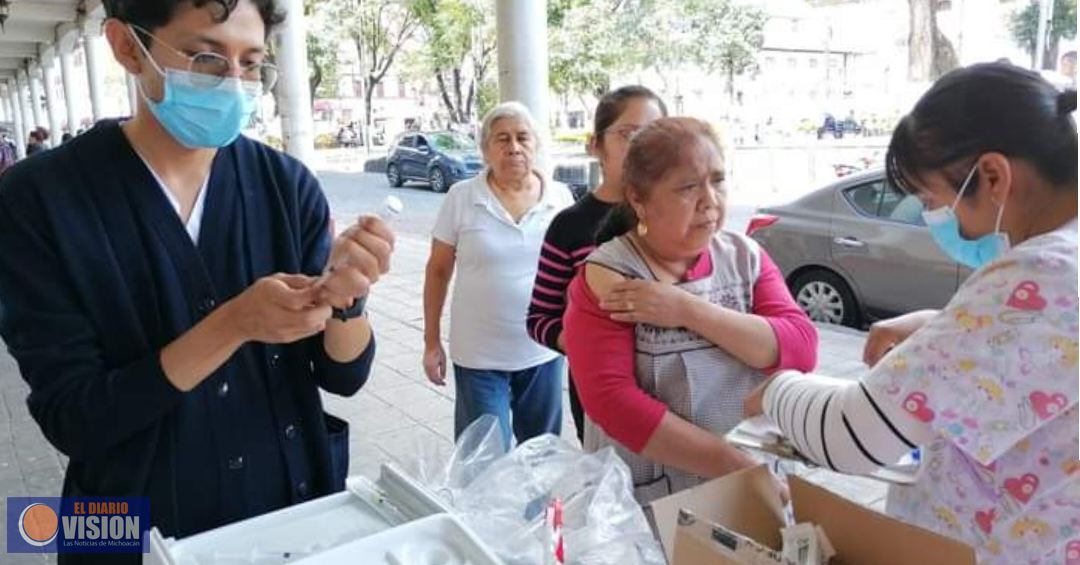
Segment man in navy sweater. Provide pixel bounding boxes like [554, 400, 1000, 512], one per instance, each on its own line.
[0, 1, 391, 561]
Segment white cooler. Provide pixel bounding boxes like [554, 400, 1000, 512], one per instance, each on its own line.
[145, 464, 504, 565]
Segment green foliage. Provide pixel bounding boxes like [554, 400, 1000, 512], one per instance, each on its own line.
[307, 32, 340, 99]
[547, 0, 766, 100]
[547, 0, 636, 97]
[327, 0, 421, 126]
[1008, 0, 1077, 65]
[475, 78, 499, 119]
[305, 0, 342, 101]
[411, 0, 496, 123]
[553, 130, 589, 144]
[314, 132, 338, 149]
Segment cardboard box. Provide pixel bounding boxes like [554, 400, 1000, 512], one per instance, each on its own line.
[650, 465, 976, 565]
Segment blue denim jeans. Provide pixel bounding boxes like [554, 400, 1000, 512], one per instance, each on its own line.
[453, 357, 564, 449]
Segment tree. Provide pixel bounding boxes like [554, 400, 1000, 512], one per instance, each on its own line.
[411, 0, 496, 125]
[621, 0, 765, 105]
[329, 0, 420, 145]
[305, 0, 341, 101]
[1009, 0, 1077, 69]
[908, 0, 958, 81]
[307, 33, 341, 100]
[681, 0, 766, 103]
[547, 0, 641, 103]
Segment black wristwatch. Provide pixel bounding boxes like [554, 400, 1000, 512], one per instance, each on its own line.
[331, 295, 368, 321]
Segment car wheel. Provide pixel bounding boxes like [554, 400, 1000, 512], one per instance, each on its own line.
[429, 167, 448, 193]
[387, 163, 403, 188]
[791, 269, 861, 328]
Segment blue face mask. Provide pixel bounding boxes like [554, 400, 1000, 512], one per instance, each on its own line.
[131, 27, 260, 149]
[921, 163, 1011, 269]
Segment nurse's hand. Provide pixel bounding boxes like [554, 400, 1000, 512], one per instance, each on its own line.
[863, 309, 939, 367]
[319, 215, 395, 309]
[229, 274, 332, 343]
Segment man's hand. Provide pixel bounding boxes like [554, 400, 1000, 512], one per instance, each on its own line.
[319, 215, 395, 309]
[226, 274, 331, 344]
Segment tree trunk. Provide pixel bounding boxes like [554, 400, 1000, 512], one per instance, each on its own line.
[309, 65, 322, 105]
[465, 79, 476, 123]
[725, 66, 736, 106]
[909, 0, 958, 81]
[435, 70, 458, 123]
[908, 0, 935, 81]
[452, 68, 464, 123]
[1044, 40, 1060, 71]
[364, 76, 375, 139]
[932, 26, 959, 78]
[578, 94, 593, 121]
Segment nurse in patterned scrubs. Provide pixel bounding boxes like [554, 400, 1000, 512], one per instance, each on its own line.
[747, 63, 1078, 564]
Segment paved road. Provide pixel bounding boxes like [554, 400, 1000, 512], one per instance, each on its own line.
[316, 170, 759, 238]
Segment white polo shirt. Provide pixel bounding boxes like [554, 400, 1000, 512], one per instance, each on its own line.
[432, 171, 573, 371]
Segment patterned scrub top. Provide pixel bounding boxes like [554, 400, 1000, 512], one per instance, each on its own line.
[865, 218, 1079, 564]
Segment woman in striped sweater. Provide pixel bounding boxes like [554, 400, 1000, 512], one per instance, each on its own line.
[526, 86, 667, 443]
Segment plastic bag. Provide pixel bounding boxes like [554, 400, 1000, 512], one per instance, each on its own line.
[408, 415, 665, 565]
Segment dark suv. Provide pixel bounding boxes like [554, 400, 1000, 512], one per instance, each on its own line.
[386, 131, 484, 192]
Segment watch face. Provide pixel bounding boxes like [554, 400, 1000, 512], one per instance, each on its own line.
[333, 295, 368, 321]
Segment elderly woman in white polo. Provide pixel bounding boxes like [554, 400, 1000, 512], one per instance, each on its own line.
[423, 102, 574, 447]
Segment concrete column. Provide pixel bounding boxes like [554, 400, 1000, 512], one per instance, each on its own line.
[495, 0, 551, 141]
[28, 67, 45, 132]
[82, 22, 106, 122]
[59, 46, 80, 134]
[0, 87, 7, 123]
[16, 70, 33, 138]
[277, 0, 315, 165]
[11, 78, 27, 158]
[6, 83, 25, 159]
[43, 59, 63, 145]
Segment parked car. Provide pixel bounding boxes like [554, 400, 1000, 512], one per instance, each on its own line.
[552, 159, 596, 200]
[386, 131, 484, 192]
[747, 169, 972, 328]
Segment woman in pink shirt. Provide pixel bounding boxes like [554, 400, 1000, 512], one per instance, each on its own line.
[563, 117, 817, 503]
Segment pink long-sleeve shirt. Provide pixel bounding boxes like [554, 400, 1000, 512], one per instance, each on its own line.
[564, 249, 817, 452]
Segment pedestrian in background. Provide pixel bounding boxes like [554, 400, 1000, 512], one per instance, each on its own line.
[424, 101, 574, 448]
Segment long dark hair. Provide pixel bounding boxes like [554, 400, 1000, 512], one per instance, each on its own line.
[886, 62, 1077, 196]
[592, 85, 668, 150]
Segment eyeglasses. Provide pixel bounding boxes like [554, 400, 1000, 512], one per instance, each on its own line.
[604, 125, 643, 142]
[130, 24, 279, 94]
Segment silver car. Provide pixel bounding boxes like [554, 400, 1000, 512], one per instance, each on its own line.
[747, 169, 972, 328]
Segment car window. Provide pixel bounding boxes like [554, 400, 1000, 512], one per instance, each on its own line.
[886, 194, 926, 225]
[844, 180, 925, 226]
[396, 135, 413, 149]
[415, 135, 429, 148]
[430, 133, 477, 152]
